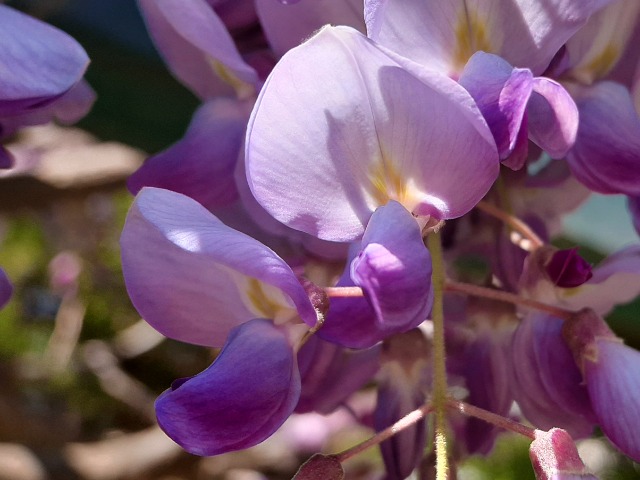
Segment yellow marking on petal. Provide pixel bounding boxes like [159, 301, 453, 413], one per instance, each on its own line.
[369, 154, 408, 206]
[245, 277, 287, 319]
[209, 58, 255, 100]
[580, 44, 620, 84]
[452, 9, 492, 72]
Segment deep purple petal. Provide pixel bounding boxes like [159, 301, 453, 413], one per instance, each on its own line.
[296, 335, 380, 414]
[351, 201, 433, 332]
[156, 318, 300, 456]
[127, 99, 248, 209]
[365, 0, 613, 77]
[545, 248, 593, 288]
[318, 202, 432, 348]
[137, 0, 259, 99]
[0, 268, 12, 310]
[246, 26, 498, 241]
[256, 0, 365, 57]
[510, 314, 595, 437]
[566, 81, 640, 195]
[120, 188, 316, 346]
[0, 4, 89, 116]
[459, 52, 533, 159]
[527, 77, 579, 158]
[585, 340, 640, 461]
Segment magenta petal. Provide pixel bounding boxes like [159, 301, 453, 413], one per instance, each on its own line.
[128, 99, 248, 209]
[527, 77, 578, 158]
[459, 52, 533, 160]
[567, 81, 640, 195]
[137, 0, 259, 99]
[246, 26, 498, 241]
[156, 318, 300, 456]
[0, 4, 89, 116]
[585, 340, 640, 461]
[120, 188, 316, 346]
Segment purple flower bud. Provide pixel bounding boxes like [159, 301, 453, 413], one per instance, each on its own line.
[529, 428, 596, 480]
[545, 248, 593, 288]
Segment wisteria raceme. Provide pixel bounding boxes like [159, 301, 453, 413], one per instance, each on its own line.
[118, 0, 640, 478]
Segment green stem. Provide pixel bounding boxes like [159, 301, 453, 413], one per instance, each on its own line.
[427, 231, 449, 480]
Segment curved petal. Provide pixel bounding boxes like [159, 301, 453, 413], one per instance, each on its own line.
[120, 187, 316, 346]
[364, 0, 613, 77]
[527, 77, 579, 158]
[246, 26, 498, 241]
[351, 201, 433, 332]
[458, 52, 533, 159]
[585, 340, 640, 461]
[0, 4, 89, 116]
[156, 318, 300, 456]
[318, 202, 433, 348]
[137, 0, 259, 99]
[128, 99, 249, 209]
[566, 81, 640, 195]
[256, 0, 365, 57]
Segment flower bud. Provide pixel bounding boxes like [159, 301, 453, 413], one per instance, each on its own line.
[529, 428, 596, 479]
[292, 454, 344, 480]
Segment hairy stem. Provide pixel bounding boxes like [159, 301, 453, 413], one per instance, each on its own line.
[428, 232, 449, 480]
[336, 403, 433, 462]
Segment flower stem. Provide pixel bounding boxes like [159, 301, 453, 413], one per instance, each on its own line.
[444, 280, 574, 321]
[447, 399, 535, 439]
[427, 231, 449, 480]
[336, 403, 433, 462]
[476, 200, 544, 251]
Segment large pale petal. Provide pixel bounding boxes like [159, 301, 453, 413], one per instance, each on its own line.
[365, 0, 613, 77]
[156, 318, 300, 456]
[137, 0, 259, 99]
[120, 188, 316, 346]
[246, 26, 498, 241]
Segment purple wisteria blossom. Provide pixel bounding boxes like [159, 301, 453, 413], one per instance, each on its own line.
[246, 26, 499, 241]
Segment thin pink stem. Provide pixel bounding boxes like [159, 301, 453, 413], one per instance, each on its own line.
[336, 403, 433, 462]
[445, 280, 574, 321]
[448, 399, 535, 440]
[477, 200, 544, 251]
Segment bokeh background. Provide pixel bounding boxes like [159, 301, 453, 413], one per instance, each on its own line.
[0, 1, 639, 479]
